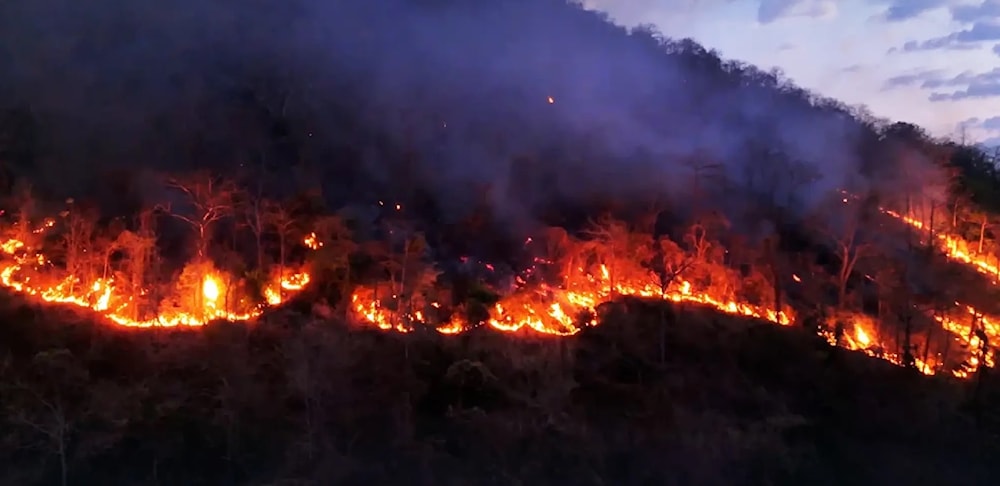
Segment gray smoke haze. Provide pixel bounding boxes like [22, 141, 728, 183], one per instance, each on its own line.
[0, 0, 944, 229]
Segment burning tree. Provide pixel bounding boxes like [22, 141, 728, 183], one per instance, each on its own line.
[265, 199, 299, 300]
[165, 171, 238, 259]
[582, 214, 654, 296]
[114, 225, 158, 321]
[309, 214, 357, 297]
[60, 202, 99, 294]
[818, 193, 874, 309]
[649, 235, 695, 298]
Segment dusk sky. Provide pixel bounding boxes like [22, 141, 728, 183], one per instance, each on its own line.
[584, 0, 1000, 145]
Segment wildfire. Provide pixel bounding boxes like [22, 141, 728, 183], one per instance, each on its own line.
[877, 205, 1000, 374]
[2, 194, 995, 380]
[0, 220, 312, 328]
[350, 262, 793, 337]
[345, 199, 999, 379]
[822, 313, 936, 375]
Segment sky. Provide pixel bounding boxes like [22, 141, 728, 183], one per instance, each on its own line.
[583, 0, 1000, 146]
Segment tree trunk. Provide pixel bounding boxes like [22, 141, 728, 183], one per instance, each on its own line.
[400, 241, 409, 324]
[837, 270, 848, 310]
[979, 215, 988, 254]
[659, 307, 667, 364]
[255, 228, 263, 270]
[198, 225, 207, 258]
[903, 313, 914, 368]
[928, 201, 936, 250]
[58, 434, 67, 486]
[921, 326, 933, 374]
[278, 238, 286, 301]
[953, 199, 959, 229]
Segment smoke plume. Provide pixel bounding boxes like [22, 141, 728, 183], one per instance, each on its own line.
[0, 0, 945, 228]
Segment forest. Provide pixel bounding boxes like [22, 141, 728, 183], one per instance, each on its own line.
[2, 0, 1000, 485]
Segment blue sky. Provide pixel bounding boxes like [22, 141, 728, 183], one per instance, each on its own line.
[583, 0, 1000, 145]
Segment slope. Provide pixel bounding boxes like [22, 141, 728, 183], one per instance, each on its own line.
[1, 294, 999, 486]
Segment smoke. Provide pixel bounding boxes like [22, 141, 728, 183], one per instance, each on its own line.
[0, 0, 942, 230]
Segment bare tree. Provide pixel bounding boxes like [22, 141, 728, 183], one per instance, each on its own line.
[265, 200, 298, 299]
[646, 235, 695, 363]
[819, 194, 873, 309]
[165, 171, 238, 258]
[310, 214, 357, 296]
[241, 191, 269, 271]
[6, 179, 37, 247]
[682, 155, 723, 210]
[60, 203, 98, 294]
[650, 236, 695, 298]
[583, 214, 633, 296]
[115, 228, 157, 320]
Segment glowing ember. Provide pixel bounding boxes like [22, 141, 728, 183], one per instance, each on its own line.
[303, 232, 322, 250]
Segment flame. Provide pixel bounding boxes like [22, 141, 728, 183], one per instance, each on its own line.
[263, 271, 311, 305]
[876, 201, 1000, 375]
[0, 220, 313, 328]
[202, 275, 220, 302]
[351, 261, 793, 337]
[822, 313, 936, 375]
[303, 232, 322, 250]
[348, 204, 998, 379]
[2, 197, 995, 380]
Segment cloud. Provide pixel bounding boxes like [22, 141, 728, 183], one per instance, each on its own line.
[881, 69, 947, 90]
[899, 21, 1000, 51]
[582, 1, 837, 25]
[579, 0, 722, 26]
[925, 68, 1000, 100]
[980, 116, 1000, 130]
[951, 0, 1000, 23]
[892, 2, 1000, 52]
[757, 0, 837, 23]
[881, 68, 1000, 101]
[994, 42, 1000, 55]
[876, 0, 950, 22]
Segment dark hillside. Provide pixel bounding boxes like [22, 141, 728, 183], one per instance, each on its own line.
[1, 296, 998, 486]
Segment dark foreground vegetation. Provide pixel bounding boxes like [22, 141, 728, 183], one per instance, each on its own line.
[0, 296, 998, 486]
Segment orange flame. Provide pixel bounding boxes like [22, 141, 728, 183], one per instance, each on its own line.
[0, 221, 313, 328]
[351, 262, 793, 337]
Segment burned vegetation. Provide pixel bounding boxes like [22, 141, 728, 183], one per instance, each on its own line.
[2, 1, 1000, 485]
